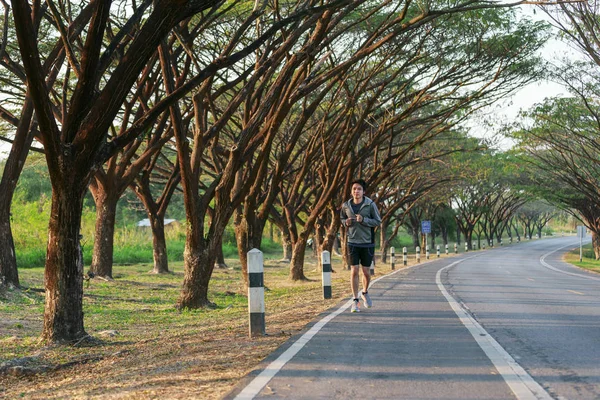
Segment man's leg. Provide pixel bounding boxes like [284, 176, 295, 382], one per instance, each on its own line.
[351, 265, 360, 299]
[350, 265, 361, 312]
[360, 265, 371, 293]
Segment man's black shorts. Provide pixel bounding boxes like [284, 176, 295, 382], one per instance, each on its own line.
[348, 244, 375, 267]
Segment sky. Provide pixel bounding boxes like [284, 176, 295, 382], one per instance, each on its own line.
[472, 4, 587, 149]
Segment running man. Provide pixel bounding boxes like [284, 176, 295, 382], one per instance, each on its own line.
[340, 179, 382, 313]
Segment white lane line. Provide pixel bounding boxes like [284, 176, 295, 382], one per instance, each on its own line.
[234, 256, 437, 399]
[539, 241, 600, 282]
[567, 290, 585, 296]
[437, 260, 553, 400]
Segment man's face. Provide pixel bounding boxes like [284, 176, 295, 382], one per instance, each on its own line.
[351, 183, 364, 202]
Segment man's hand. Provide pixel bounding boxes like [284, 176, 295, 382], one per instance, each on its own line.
[346, 218, 354, 226]
[355, 215, 363, 223]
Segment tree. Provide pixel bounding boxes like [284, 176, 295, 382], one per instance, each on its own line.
[11, 0, 223, 343]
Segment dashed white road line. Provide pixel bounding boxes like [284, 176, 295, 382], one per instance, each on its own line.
[436, 259, 553, 400]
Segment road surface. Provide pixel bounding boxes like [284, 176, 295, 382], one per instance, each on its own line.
[227, 237, 600, 400]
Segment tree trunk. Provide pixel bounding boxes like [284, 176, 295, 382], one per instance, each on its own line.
[234, 209, 266, 286]
[215, 241, 227, 269]
[177, 233, 219, 309]
[592, 231, 600, 261]
[89, 191, 118, 279]
[149, 216, 169, 274]
[0, 214, 19, 288]
[333, 234, 341, 256]
[41, 183, 87, 343]
[0, 104, 35, 288]
[289, 237, 308, 280]
[281, 229, 293, 262]
[380, 222, 389, 263]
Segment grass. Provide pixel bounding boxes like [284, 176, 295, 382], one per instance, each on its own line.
[0, 251, 360, 399]
[564, 243, 600, 273]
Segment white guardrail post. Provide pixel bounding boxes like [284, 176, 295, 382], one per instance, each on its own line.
[322, 251, 332, 299]
[248, 249, 265, 338]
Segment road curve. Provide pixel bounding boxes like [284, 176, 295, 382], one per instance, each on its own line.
[226, 237, 600, 400]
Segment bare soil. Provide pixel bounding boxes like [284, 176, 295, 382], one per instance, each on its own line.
[0, 255, 369, 399]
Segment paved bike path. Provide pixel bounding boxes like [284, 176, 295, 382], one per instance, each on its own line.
[226, 256, 517, 400]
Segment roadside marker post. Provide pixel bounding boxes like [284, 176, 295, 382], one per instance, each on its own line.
[577, 226, 586, 262]
[445, 244, 448, 255]
[248, 249, 265, 338]
[426, 246, 430, 260]
[321, 251, 332, 299]
[370, 260, 375, 276]
[390, 247, 395, 270]
[416, 246, 421, 263]
[403, 247, 407, 266]
[437, 245, 440, 258]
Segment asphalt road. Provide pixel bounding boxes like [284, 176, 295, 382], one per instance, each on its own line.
[227, 237, 600, 400]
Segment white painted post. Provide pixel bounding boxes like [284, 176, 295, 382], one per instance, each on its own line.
[403, 247, 407, 266]
[370, 260, 375, 276]
[436, 245, 440, 258]
[322, 251, 332, 299]
[454, 243, 458, 254]
[426, 245, 430, 260]
[390, 247, 395, 270]
[248, 249, 265, 337]
[509, 237, 512, 244]
[416, 246, 421, 263]
[465, 242, 468, 253]
[482, 242, 486, 249]
[445, 244, 448, 255]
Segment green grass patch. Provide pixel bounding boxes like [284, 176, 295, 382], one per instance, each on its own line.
[564, 243, 600, 273]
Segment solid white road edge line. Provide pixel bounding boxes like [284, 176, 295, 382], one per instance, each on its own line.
[234, 257, 434, 399]
[540, 240, 600, 282]
[436, 259, 553, 400]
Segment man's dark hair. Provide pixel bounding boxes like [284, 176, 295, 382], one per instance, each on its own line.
[351, 179, 367, 191]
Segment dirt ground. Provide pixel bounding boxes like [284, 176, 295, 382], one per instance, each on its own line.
[0, 256, 360, 400]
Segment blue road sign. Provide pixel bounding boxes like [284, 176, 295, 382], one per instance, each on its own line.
[421, 220, 431, 234]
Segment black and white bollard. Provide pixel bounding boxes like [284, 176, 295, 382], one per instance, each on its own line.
[436, 245, 440, 258]
[426, 246, 430, 260]
[390, 247, 395, 270]
[248, 248, 265, 338]
[370, 260, 375, 276]
[445, 244, 448, 255]
[416, 246, 421, 263]
[465, 242, 468, 253]
[509, 237, 512, 244]
[454, 243, 458, 254]
[322, 251, 332, 299]
[482, 242, 486, 249]
[403, 247, 407, 266]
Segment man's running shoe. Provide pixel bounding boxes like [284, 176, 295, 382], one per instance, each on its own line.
[351, 299, 360, 313]
[361, 291, 372, 308]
